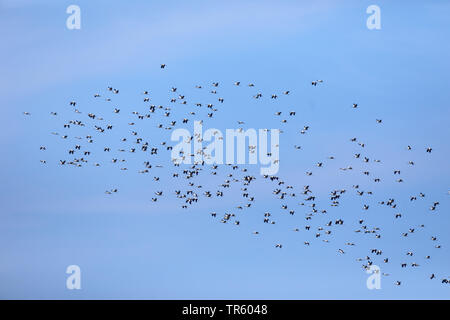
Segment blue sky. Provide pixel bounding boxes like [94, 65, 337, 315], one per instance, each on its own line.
[0, 0, 449, 299]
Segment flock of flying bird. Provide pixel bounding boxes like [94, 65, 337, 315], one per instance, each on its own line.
[25, 64, 449, 289]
